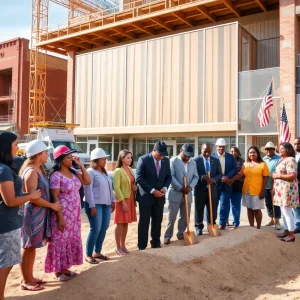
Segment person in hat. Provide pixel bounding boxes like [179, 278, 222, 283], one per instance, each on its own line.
[45, 145, 90, 281]
[136, 141, 172, 250]
[262, 141, 281, 229]
[0, 131, 41, 299]
[163, 144, 198, 244]
[19, 140, 62, 291]
[83, 148, 115, 264]
[212, 138, 236, 230]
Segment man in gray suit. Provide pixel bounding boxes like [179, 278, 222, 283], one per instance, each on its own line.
[164, 144, 199, 244]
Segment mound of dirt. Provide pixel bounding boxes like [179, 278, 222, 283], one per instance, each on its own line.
[6, 227, 300, 300]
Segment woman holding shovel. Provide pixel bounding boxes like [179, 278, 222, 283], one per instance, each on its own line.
[230, 146, 269, 229]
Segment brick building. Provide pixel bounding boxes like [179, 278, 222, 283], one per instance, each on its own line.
[0, 38, 67, 138]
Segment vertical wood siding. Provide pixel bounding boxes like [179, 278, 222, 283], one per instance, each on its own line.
[75, 23, 238, 128]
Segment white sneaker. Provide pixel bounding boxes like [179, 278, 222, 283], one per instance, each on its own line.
[275, 223, 281, 230]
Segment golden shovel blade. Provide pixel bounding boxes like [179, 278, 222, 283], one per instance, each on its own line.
[183, 230, 198, 245]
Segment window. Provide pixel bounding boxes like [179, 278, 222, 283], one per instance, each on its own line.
[176, 137, 195, 155]
[133, 138, 147, 167]
[114, 137, 129, 161]
[76, 136, 88, 153]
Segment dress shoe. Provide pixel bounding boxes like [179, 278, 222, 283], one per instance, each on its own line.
[151, 245, 162, 248]
[164, 238, 171, 245]
[138, 248, 146, 251]
[196, 229, 203, 236]
[294, 228, 300, 234]
[276, 230, 289, 238]
[219, 225, 226, 230]
[177, 236, 184, 241]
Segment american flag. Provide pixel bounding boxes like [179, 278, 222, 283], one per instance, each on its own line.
[280, 104, 291, 143]
[257, 82, 273, 127]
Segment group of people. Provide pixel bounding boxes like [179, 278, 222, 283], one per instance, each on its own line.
[0, 129, 300, 300]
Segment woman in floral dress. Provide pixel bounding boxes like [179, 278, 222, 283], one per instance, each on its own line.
[45, 146, 90, 281]
[272, 142, 299, 242]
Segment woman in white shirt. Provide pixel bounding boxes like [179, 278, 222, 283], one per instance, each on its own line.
[83, 148, 115, 264]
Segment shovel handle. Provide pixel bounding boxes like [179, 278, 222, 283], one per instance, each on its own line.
[207, 172, 214, 226]
[183, 176, 190, 232]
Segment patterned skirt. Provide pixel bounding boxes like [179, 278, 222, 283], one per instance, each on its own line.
[0, 228, 21, 268]
[242, 191, 265, 210]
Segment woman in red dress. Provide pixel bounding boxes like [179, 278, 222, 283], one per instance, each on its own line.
[113, 150, 137, 256]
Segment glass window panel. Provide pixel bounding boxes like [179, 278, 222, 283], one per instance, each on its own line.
[76, 136, 87, 142]
[133, 138, 147, 166]
[98, 143, 112, 161]
[98, 136, 112, 142]
[176, 137, 195, 143]
[76, 143, 87, 153]
[88, 136, 97, 140]
[238, 67, 279, 100]
[238, 98, 279, 133]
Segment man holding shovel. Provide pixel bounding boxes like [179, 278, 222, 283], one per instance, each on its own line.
[193, 144, 222, 235]
[164, 144, 199, 244]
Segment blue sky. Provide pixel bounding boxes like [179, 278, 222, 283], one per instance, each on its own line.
[0, 0, 67, 42]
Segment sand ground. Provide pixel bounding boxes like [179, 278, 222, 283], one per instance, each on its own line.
[4, 205, 300, 300]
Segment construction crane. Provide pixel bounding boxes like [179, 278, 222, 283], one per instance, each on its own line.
[29, 0, 110, 131]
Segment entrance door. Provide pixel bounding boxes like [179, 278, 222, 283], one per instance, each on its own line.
[162, 141, 176, 158]
[87, 140, 97, 155]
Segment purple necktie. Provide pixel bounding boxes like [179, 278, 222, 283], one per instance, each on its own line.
[156, 160, 160, 177]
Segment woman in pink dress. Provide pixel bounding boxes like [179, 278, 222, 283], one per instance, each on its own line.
[45, 146, 90, 282]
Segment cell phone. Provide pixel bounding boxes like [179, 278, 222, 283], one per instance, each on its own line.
[72, 160, 80, 169]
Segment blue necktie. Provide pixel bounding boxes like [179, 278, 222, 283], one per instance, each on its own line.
[205, 159, 210, 173]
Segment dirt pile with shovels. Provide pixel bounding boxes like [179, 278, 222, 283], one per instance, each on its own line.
[6, 226, 300, 300]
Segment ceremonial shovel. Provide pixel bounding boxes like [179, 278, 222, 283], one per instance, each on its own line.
[183, 176, 198, 246]
[207, 172, 222, 237]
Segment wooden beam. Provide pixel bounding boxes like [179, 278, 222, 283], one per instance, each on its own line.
[113, 27, 137, 39]
[196, 6, 216, 23]
[132, 22, 155, 35]
[150, 16, 174, 31]
[254, 0, 267, 11]
[172, 11, 194, 27]
[41, 45, 68, 56]
[222, 0, 241, 17]
[77, 36, 102, 47]
[91, 31, 119, 43]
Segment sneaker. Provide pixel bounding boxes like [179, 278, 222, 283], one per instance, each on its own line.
[265, 220, 275, 226]
[275, 223, 281, 230]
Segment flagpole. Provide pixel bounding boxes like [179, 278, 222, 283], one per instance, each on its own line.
[272, 76, 281, 147]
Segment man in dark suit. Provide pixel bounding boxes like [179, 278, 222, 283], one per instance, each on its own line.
[212, 138, 236, 230]
[136, 142, 172, 249]
[193, 143, 222, 235]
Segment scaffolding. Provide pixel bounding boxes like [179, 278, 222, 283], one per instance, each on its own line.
[29, 0, 106, 132]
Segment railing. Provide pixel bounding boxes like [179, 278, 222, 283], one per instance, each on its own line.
[42, 0, 203, 41]
[0, 115, 14, 124]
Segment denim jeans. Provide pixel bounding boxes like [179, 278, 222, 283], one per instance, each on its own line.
[219, 188, 232, 227]
[230, 192, 242, 227]
[293, 207, 300, 230]
[84, 202, 111, 256]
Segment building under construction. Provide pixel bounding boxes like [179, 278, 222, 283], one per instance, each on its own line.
[32, 0, 299, 169]
[0, 37, 67, 137]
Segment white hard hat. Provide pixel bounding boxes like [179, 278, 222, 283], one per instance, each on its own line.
[26, 140, 48, 158]
[215, 138, 227, 146]
[90, 148, 110, 160]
